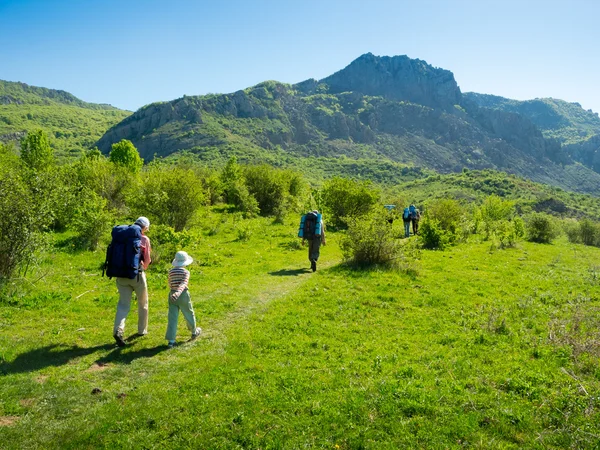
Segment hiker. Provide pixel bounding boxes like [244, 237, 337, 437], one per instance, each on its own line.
[402, 206, 412, 238]
[412, 207, 421, 235]
[165, 251, 201, 348]
[110, 217, 152, 347]
[300, 210, 326, 272]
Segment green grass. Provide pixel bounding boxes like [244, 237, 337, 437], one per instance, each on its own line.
[1, 213, 600, 448]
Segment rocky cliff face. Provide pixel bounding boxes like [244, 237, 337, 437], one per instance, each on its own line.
[94, 53, 600, 195]
[319, 53, 462, 109]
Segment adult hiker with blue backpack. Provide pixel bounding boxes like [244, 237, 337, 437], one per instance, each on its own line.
[402, 206, 412, 238]
[103, 217, 152, 347]
[299, 210, 326, 272]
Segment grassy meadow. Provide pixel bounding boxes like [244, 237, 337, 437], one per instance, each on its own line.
[1, 211, 600, 449]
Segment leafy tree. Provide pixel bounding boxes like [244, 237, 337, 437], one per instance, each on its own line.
[69, 188, 114, 250]
[321, 177, 379, 229]
[220, 157, 259, 217]
[340, 208, 402, 266]
[526, 212, 559, 244]
[0, 154, 49, 282]
[426, 198, 463, 235]
[135, 165, 206, 231]
[20, 129, 54, 171]
[109, 139, 143, 173]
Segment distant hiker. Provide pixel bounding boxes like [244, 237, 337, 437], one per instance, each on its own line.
[402, 206, 411, 238]
[165, 251, 201, 348]
[299, 210, 326, 272]
[412, 207, 421, 235]
[104, 216, 152, 347]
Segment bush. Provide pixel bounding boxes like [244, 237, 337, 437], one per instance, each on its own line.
[418, 217, 451, 250]
[321, 177, 380, 229]
[20, 129, 54, 171]
[68, 189, 114, 251]
[220, 157, 259, 217]
[109, 139, 143, 173]
[0, 159, 48, 282]
[244, 165, 306, 217]
[135, 165, 206, 231]
[579, 219, 600, 247]
[340, 209, 402, 266]
[426, 198, 463, 235]
[147, 224, 194, 265]
[526, 213, 559, 244]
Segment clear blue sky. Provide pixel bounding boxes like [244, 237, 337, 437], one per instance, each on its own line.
[1, 0, 598, 113]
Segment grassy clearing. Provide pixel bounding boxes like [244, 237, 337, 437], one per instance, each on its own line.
[1, 215, 600, 448]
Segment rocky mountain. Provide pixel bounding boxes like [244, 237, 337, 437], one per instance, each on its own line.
[0, 80, 130, 158]
[96, 54, 600, 195]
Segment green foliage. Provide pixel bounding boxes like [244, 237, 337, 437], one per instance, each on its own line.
[425, 198, 463, 235]
[20, 129, 54, 171]
[244, 165, 307, 218]
[0, 156, 48, 282]
[68, 189, 113, 251]
[579, 219, 600, 247]
[135, 164, 206, 231]
[321, 177, 380, 229]
[220, 157, 259, 217]
[73, 154, 135, 212]
[109, 139, 143, 173]
[526, 212, 559, 244]
[147, 224, 193, 265]
[418, 217, 451, 250]
[340, 209, 402, 266]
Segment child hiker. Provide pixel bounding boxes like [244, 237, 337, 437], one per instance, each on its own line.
[166, 251, 201, 348]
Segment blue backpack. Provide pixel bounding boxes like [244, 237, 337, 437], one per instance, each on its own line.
[299, 212, 322, 239]
[403, 207, 411, 220]
[409, 205, 417, 219]
[103, 225, 143, 279]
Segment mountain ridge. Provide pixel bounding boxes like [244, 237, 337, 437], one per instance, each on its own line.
[95, 53, 600, 195]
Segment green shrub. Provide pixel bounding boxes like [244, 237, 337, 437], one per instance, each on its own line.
[526, 212, 559, 244]
[0, 159, 48, 282]
[321, 177, 380, 229]
[426, 198, 463, 234]
[340, 209, 401, 266]
[244, 165, 305, 217]
[579, 219, 600, 247]
[68, 189, 113, 251]
[418, 217, 451, 250]
[135, 165, 206, 231]
[564, 218, 582, 244]
[20, 129, 54, 171]
[109, 139, 143, 173]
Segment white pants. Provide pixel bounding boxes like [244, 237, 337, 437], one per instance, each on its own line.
[113, 272, 148, 335]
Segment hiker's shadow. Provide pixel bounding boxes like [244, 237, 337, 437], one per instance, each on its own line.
[269, 268, 311, 276]
[0, 343, 114, 374]
[96, 344, 168, 365]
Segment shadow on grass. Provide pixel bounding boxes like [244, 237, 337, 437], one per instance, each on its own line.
[269, 268, 312, 276]
[96, 345, 168, 365]
[0, 343, 115, 374]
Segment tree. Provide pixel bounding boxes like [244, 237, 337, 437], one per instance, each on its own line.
[135, 164, 206, 231]
[321, 177, 380, 229]
[20, 129, 54, 171]
[109, 139, 143, 173]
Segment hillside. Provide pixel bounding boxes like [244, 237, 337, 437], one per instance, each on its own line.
[463, 92, 600, 144]
[395, 169, 600, 220]
[0, 80, 131, 159]
[96, 54, 600, 196]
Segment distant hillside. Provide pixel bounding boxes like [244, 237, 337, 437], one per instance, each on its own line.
[96, 53, 600, 196]
[397, 169, 600, 220]
[0, 80, 130, 159]
[463, 92, 600, 145]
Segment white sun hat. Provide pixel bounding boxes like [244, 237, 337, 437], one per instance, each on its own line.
[172, 251, 193, 267]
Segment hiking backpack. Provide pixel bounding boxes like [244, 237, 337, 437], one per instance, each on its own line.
[409, 205, 417, 219]
[300, 212, 322, 239]
[403, 207, 411, 220]
[103, 224, 143, 279]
